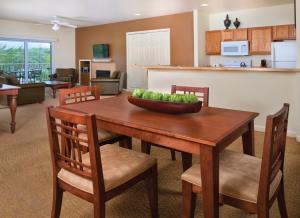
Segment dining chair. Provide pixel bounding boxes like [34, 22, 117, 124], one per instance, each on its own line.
[141, 85, 209, 166]
[46, 106, 158, 218]
[59, 86, 132, 149]
[181, 103, 289, 218]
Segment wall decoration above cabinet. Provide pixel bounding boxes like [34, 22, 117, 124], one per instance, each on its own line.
[224, 14, 231, 29]
[233, 18, 241, 29]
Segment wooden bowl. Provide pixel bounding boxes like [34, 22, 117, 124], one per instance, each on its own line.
[128, 96, 202, 114]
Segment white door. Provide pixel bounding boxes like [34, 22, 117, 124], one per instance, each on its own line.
[126, 29, 170, 90]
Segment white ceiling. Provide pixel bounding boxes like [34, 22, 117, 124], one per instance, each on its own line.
[0, 0, 294, 27]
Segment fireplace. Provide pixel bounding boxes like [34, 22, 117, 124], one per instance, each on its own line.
[96, 70, 110, 78]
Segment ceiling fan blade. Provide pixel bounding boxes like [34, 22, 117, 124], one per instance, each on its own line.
[56, 15, 88, 22]
[58, 22, 77, 28]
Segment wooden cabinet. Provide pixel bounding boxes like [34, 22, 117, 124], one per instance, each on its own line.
[248, 27, 272, 55]
[273, 25, 296, 40]
[288, 25, 296, 39]
[221, 30, 234, 41]
[221, 29, 248, 41]
[233, 29, 248, 41]
[79, 59, 91, 85]
[206, 30, 221, 55]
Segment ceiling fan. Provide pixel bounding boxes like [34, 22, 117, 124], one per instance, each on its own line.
[50, 16, 79, 31]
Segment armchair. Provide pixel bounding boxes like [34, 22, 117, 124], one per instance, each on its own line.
[91, 71, 125, 95]
[49, 68, 77, 86]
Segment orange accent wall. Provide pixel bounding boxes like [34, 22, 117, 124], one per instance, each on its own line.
[75, 12, 194, 72]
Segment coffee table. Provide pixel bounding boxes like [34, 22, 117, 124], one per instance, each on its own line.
[44, 81, 71, 98]
[0, 84, 20, 133]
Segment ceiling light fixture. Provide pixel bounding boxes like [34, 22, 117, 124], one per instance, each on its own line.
[201, 3, 208, 7]
[135, 13, 141, 16]
[52, 23, 60, 31]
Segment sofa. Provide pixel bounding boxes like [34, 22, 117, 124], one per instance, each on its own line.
[91, 71, 125, 95]
[0, 72, 45, 105]
[49, 68, 77, 86]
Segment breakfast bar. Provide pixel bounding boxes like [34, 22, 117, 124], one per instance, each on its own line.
[147, 66, 300, 142]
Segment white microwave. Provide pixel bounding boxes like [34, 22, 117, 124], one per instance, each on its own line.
[221, 41, 249, 56]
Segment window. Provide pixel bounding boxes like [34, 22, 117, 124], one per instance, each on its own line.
[0, 38, 52, 83]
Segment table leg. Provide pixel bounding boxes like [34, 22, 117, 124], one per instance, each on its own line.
[52, 87, 56, 99]
[7, 95, 17, 133]
[181, 152, 192, 171]
[242, 120, 255, 156]
[200, 145, 219, 218]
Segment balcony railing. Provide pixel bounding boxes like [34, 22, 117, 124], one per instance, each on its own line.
[0, 63, 51, 82]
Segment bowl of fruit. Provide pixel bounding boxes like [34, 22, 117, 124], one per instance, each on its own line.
[128, 89, 202, 114]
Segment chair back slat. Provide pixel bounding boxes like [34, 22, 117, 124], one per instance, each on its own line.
[59, 86, 100, 105]
[46, 106, 105, 193]
[171, 85, 209, 107]
[258, 103, 289, 204]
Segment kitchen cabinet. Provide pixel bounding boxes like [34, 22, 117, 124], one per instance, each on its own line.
[288, 25, 296, 39]
[221, 29, 248, 41]
[233, 29, 248, 41]
[221, 30, 234, 41]
[273, 24, 296, 40]
[206, 30, 221, 55]
[248, 27, 272, 55]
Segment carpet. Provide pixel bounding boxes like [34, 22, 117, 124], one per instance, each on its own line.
[0, 92, 300, 217]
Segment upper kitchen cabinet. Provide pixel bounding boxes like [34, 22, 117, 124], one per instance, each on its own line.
[248, 27, 272, 55]
[288, 25, 296, 39]
[221, 29, 248, 41]
[273, 24, 296, 40]
[206, 30, 221, 55]
[221, 30, 234, 41]
[233, 29, 248, 41]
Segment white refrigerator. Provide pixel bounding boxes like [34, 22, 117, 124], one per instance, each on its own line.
[271, 41, 297, 68]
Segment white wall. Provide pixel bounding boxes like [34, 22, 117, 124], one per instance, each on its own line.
[197, 12, 210, 67]
[196, 4, 295, 67]
[208, 4, 294, 30]
[0, 19, 75, 71]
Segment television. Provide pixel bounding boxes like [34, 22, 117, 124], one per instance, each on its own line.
[93, 44, 109, 59]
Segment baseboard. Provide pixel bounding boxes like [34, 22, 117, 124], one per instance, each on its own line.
[255, 125, 296, 138]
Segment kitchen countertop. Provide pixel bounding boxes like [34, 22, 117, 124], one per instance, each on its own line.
[146, 66, 300, 72]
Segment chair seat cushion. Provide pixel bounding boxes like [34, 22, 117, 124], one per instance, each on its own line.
[58, 144, 157, 193]
[77, 125, 120, 145]
[181, 150, 282, 203]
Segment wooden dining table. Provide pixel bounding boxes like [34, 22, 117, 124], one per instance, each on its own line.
[59, 95, 259, 218]
[0, 84, 20, 133]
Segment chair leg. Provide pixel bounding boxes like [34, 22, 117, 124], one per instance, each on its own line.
[181, 152, 193, 171]
[119, 136, 132, 149]
[93, 201, 105, 218]
[141, 140, 152, 154]
[51, 182, 63, 218]
[146, 165, 158, 218]
[170, 149, 176, 160]
[182, 180, 197, 218]
[277, 180, 288, 218]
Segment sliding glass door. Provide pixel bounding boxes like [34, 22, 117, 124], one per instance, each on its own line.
[0, 38, 52, 83]
[28, 42, 51, 82]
